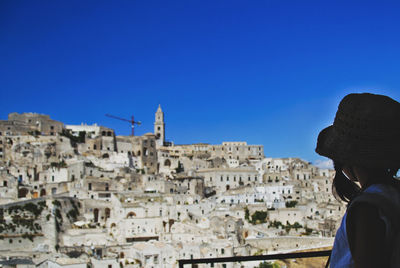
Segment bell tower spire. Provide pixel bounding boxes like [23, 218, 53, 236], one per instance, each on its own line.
[154, 104, 165, 146]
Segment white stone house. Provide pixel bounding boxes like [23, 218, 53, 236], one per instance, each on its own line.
[268, 207, 305, 225]
[196, 167, 259, 193]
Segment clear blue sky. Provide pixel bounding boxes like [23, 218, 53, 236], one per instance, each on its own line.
[1, 1, 400, 165]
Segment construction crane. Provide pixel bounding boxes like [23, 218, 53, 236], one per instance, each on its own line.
[105, 114, 141, 136]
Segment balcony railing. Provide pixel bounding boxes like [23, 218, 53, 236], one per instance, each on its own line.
[178, 250, 331, 268]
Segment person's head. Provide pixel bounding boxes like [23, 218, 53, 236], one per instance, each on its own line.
[316, 93, 400, 202]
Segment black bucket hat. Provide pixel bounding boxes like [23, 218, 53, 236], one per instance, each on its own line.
[316, 93, 400, 168]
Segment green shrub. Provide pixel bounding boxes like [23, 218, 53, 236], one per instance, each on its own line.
[55, 219, 61, 232]
[67, 209, 78, 222]
[22, 233, 34, 242]
[285, 201, 298, 208]
[250, 211, 268, 224]
[269, 220, 283, 228]
[55, 209, 62, 219]
[244, 207, 250, 220]
[52, 200, 61, 207]
[50, 160, 67, 168]
[257, 261, 281, 268]
[38, 201, 47, 208]
[8, 205, 22, 214]
[60, 129, 85, 147]
[23, 203, 43, 218]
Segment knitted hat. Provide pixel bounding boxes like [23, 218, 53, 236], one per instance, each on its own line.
[316, 93, 400, 168]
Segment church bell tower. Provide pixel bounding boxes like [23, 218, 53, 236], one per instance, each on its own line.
[154, 104, 165, 146]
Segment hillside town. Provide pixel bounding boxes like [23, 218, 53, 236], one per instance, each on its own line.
[0, 106, 343, 268]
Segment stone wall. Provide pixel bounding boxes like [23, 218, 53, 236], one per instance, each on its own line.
[246, 236, 334, 254]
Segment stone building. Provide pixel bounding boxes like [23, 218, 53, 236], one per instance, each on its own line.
[65, 123, 114, 139]
[0, 168, 18, 204]
[170, 176, 204, 196]
[268, 207, 305, 225]
[209, 142, 264, 161]
[195, 167, 259, 193]
[0, 113, 64, 136]
[158, 141, 264, 165]
[115, 134, 157, 174]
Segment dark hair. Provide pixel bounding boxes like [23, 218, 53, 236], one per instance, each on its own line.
[332, 161, 361, 203]
[332, 161, 400, 203]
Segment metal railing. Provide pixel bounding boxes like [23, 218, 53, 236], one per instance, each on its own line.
[178, 250, 331, 268]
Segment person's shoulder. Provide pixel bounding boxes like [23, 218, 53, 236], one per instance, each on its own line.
[355, 183, 400, 206]
[364, 183, 399, 194]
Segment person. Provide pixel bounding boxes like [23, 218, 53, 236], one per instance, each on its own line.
[315, 93, 400, 268]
